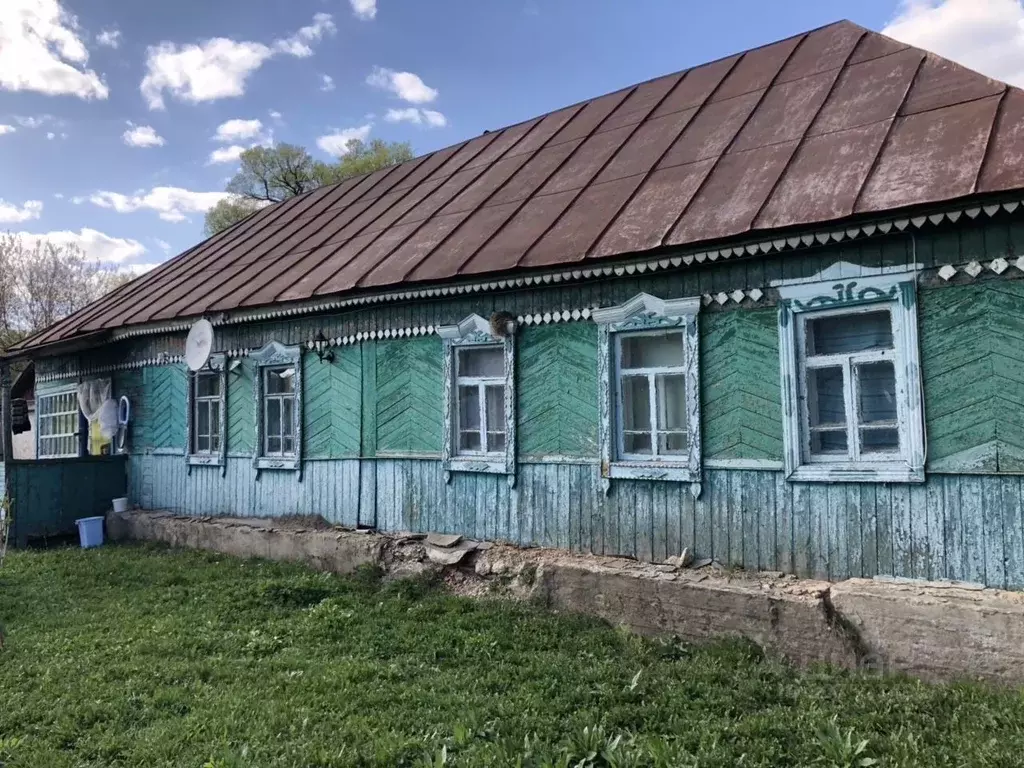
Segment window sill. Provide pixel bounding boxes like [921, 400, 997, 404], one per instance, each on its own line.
[605, 462, 699, 483]
[188, 455, 224, 467]
[787, 463, 924, 484]
[447, 457, 508, 476]
[255, 456, 299, 471]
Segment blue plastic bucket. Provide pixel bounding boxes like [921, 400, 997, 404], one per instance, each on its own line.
[75, 516, 105, 549]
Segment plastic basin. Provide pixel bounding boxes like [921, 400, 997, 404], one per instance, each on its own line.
[75, 516, 105, 549]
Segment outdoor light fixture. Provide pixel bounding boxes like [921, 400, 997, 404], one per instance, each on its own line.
[311, 330, 334, 363]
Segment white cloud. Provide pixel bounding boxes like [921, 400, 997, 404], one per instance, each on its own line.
[316, 124, 372, 155]
[883, 0, 1024, 87]
[96, 27, 121, 49]
[0, 200, 42, 223]
[320, 74, 335, 92]
[208, 145, 246, 164]
[122, 122, 165, 148]
[16, 228, 146, 263]
[88, 186, 230, 223]
[125, 262, 160, 275]
[269, 109, 283, 121]
[0, 0, 109, 99]
[53, 192, 63, 199]
[46, 131, 55, 140]
[14, 115, 49, 128]
[384, 107, 447, 127]
[350, 0, 377, 20]
[140, 14, 335, 109]
[213, 118, 263, 142]
[367, 66, 438, 103]
[154, 238, 171, 254]
[0, 125, 14, 135]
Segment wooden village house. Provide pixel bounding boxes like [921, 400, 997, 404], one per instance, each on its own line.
[6, 20, 1024, 588]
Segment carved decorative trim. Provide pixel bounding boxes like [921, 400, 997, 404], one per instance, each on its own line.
[185, 353, 227, 472]
[701, 288, 767, 307]
[100, 198, 1024, 343]
[595, 293, 702, 497]
[250, 342, 303, 475]
[438, 314, 516, 487]
[936, 256, 1024, 281]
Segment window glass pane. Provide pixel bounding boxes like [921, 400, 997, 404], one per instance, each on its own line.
[621, 375, 650, 431]
[210, 402, 220, 438]
[458, 347, 503, 377]
[460, 431, 481, 452]
[197, 402, 210, 439]
[282, 398, 294, 437]
[266, 368, 294, 394]
[267, 436, 281, 454]
[655, 373, 686, 431]
[810, 430, 848, 454]
[458, 386, 480, 429]
[807, 311, 893, 356]
[485, 385, 504, 433]
[197, 435, 210, 453]
[624, 433, 652, 454]
[861, 427, 899, 452]
[197, 372, 220, 398]
[857, 361, 896, 424]
[807, 367, 845, 428]
[267, 398, 281, 439]
[620, 332, 683, 369]
[283, 436, 294, 455]
[659, 432, 687, 455]
[488, 432, 506, 453]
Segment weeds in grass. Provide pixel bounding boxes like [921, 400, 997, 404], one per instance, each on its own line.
[1, 545, 1023, 767]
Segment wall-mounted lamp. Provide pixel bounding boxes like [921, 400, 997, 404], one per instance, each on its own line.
[311, 330, 334, 363]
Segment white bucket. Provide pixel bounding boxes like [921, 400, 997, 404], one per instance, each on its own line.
[112, 497, 129, 514]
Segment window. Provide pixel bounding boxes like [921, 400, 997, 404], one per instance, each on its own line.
[777, 266, 925, 483]
[37, 390, 81, 459]
[250, 341, 302, 471]
[593, 294, 702, 495]
[186, 356, 226, 467]
[439, 314, 516, 484]
[263, 367, 296, 457]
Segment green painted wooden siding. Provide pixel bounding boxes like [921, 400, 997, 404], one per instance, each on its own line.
[701, 308, 784, 461]
[304, 346, 361, 458]
[921, 281, 1024, 472]
[139, 365, 187, 450]
[375, 337, 443, 454]
[519, 324, 599, 457]
[227, 360, 255, 456]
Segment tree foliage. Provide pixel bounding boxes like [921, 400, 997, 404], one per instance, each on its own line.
[0, 233, 132, 349]
[203, 139, 414, 236]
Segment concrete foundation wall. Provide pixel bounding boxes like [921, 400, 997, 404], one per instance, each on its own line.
[108, 509, 1024, 687]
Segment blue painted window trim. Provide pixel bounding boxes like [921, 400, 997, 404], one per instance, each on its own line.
[775, 265, 926, 483]
[438, 314, 517, 487]
[250, 342, 303, 473]
[593, 293, 703, 498]
[185, 353, 227, 469]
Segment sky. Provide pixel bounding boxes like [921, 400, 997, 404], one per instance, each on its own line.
[1, 0, 1022, 275]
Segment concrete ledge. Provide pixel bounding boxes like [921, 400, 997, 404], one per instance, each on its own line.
[108, 510, 1024, 686]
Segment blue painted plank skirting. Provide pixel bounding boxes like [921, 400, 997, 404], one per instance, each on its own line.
[128, 456, 1024, 589]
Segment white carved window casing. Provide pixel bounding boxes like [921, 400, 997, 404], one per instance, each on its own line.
[263, 367, 296, 457]
[593, 294, 702, 497]
[186, 354, 227, 468]
[37, 389, 82, 459]
[775, 265, 925, 483]
[250, 341, 302, 472]
[438, 314, 516, 486]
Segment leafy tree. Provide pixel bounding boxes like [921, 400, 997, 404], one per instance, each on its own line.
[203, 139, 414, 236]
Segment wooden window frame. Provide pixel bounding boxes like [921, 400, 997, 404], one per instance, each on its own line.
[36, 386, 83, 459]
[776, 265, 925, 483]
[438, 314, 516, 486]
[593, 293, 702, 497]
[250, 341, 302, 472]
[186, 354, 227, 468]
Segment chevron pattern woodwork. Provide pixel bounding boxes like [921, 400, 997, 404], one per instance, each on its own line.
[921, 282, 1024, 472]
[227, 360, 255, 456]
[701, 308, 783, 461]
[519, 324, 599, 456]
[140, 365, 187, 450]
[304, 346, 361, 458]
[376, 337, 444, 454]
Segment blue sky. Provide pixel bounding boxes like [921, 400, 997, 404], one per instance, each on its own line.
[0, 0, 1017, 272]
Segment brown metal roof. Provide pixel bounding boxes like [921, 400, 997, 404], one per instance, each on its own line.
[15, 20, 1024, 353]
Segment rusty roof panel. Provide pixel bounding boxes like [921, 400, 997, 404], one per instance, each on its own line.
[539, 125, 635, 195]
[650, 56, 739, 118]
[730, 69, 839, 153]
[710, 35, 803, 102]
[857, 95, 1002, 213]
[520, 175, 646, 268]
[591, 159, 717, 257]
[668, 140, 800, 245]
[776, 22, 864, 83]
[900, 54, 1005, 115]
[16, 21, 1024, 352]
[978, 89, 1024, 193]
[808, 48, 922, 136]
[595, 108, 699, 184]
[657, 91, 761, 167]
[755, 121, 892, 228]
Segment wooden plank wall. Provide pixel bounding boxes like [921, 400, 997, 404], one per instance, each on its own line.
[128, 455, 1024, 588]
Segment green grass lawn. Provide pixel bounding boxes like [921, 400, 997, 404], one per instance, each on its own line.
[1, 544, 1023, 767]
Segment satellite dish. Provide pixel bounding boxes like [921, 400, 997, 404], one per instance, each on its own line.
[185, 319, 214, 372]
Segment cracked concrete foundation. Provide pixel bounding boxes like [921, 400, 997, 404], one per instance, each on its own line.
[107, 510, 1024, 686]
